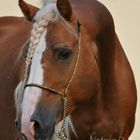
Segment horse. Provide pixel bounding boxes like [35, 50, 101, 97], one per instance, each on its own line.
[0, 0, 137, 140]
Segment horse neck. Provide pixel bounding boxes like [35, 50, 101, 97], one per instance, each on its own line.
[69, 33, 117, 138]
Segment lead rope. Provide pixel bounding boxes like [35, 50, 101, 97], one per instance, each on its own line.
[56, 33, 81, 140]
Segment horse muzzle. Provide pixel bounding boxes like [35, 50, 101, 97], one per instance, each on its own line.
[16, 110, 57, 140]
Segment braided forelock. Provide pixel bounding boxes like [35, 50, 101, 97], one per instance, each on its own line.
[25, 1, 59, 76]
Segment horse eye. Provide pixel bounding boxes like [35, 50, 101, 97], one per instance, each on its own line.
[54, 48, 72, 61]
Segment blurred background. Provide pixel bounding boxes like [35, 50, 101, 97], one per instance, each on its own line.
[0, 0, 139, 139]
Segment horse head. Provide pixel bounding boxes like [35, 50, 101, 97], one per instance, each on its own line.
[15, 0, 100, 139]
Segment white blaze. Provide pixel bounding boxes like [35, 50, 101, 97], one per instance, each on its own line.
[21, 31, 47, 138]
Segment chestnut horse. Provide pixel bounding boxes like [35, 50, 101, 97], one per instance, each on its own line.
[0, 0, 137, 140]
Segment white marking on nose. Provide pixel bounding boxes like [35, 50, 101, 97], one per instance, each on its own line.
[21, 30, 47, 138]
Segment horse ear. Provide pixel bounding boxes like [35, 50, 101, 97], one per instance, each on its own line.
[57, 0, 72, 21]
[19, 0, 39, 21]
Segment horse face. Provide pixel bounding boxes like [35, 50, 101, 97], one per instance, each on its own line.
[15, 0, 100, 139]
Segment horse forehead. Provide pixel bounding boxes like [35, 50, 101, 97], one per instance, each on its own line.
[46, 21, 78, 46]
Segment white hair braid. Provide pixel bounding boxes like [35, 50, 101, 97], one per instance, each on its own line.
[25, 20, 48, 67]
[24, 2, 59, 77]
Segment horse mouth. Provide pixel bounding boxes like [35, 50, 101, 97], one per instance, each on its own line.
[33, 121, 55, 140]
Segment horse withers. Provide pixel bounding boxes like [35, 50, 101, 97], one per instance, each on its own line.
[0, 0, 137, 140]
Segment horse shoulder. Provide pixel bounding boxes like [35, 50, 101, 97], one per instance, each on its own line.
[71, 0, 137, 137]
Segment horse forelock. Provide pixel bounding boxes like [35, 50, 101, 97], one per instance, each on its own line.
[25, 2, 59, 68]
[34, 1, 58, 22]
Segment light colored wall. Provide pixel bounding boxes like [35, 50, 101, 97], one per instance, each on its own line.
[0, 0, 139, 139]
[98, 1, 140, 139]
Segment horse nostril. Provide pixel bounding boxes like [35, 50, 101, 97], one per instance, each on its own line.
[15, 119, 21, 131]
[32, 119, 55, 140]
[15, 120, 18, 129]
[33, 120, 42, 139]
[31, 107, 57, 139]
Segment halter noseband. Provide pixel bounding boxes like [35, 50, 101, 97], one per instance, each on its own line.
[25, 83, 63, 96]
